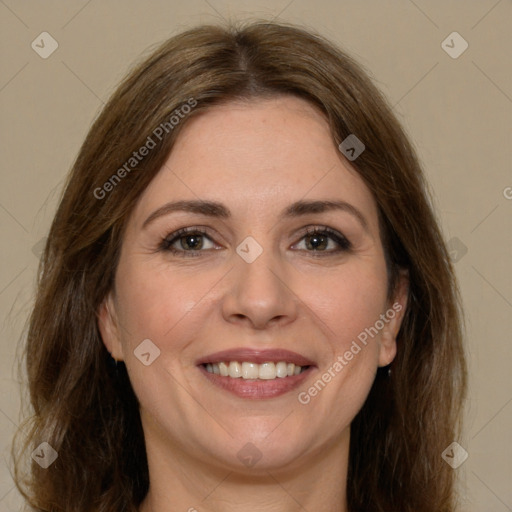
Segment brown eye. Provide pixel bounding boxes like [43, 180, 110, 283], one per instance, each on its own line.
[294, 227, 351, 254]
[160, 227, 216, 256]
[175, 233, 205, 251]
[304, 232, 329, 251]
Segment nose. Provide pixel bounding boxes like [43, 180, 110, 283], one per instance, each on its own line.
[221, 246, 299, 331]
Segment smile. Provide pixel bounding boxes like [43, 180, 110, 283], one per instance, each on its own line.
[203, 361, 309, 379]
[197, 348, 316, 399]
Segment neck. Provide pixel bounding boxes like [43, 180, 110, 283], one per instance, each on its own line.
[139, 425, 350, 512]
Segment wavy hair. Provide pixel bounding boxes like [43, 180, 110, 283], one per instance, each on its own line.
[13, 20, 467, 511]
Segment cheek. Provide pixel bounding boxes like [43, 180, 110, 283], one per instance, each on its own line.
[115, 248, 389, 358]
[112, 260, 216, 438]
[294, 262, 388, 432]
[302, 258, 389, 355]
[114, 258, 210, 349]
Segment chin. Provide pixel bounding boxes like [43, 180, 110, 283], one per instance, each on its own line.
[202, 421, 313, 473]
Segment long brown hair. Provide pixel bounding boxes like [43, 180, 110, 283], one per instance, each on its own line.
[13, 20, 467, 511]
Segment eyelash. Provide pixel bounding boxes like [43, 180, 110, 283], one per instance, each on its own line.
[158, 226, 352, 258]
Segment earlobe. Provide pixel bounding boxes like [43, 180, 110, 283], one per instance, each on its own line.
[97, 291, 124, 361]
[378, 269, 409, 367]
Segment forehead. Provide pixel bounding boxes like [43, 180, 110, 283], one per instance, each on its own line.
[130, 96, 379, 230]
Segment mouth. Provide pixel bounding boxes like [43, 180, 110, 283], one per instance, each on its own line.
[196, 348, 316, 399]
[202, 361, 309, 379]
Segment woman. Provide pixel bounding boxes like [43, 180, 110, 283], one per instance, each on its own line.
[13, 20, 467, 511]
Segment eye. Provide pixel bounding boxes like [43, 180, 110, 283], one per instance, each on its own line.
[159, 227, 218, 257]
[159, 225, 352, 258]
[292, 226, 352, 255]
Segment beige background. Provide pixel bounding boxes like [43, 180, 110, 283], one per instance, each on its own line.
[1, 1, 510, 510]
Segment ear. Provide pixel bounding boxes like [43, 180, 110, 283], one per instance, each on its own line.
[97, 290, 124, 361]
[378, 269, 409, 367]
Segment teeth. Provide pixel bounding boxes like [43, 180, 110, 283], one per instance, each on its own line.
[228, 361, 242, 378]
[242, 362, 259, 379]
[258, 362, 275, 380]
[276, 361, 288, 378]
[218, 362, 229, 377]
[204, 361, 307, 380]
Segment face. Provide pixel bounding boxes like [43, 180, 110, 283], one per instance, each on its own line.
[98, 96, 407, 474]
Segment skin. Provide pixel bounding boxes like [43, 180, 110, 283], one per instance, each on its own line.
[98, 95, 408, 512]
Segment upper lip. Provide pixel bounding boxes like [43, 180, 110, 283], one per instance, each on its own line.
[196, 348, 315, 367]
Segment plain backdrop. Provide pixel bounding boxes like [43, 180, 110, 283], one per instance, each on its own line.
[0, 1, 511, 510]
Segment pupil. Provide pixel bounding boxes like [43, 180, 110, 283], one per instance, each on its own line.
[183, 235, 202, 250]
[307, 234, 327, 250]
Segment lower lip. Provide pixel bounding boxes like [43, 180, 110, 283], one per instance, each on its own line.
[198, 365, 315, 399]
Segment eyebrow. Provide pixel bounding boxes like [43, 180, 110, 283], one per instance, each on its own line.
[142, 199, 369, 232]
